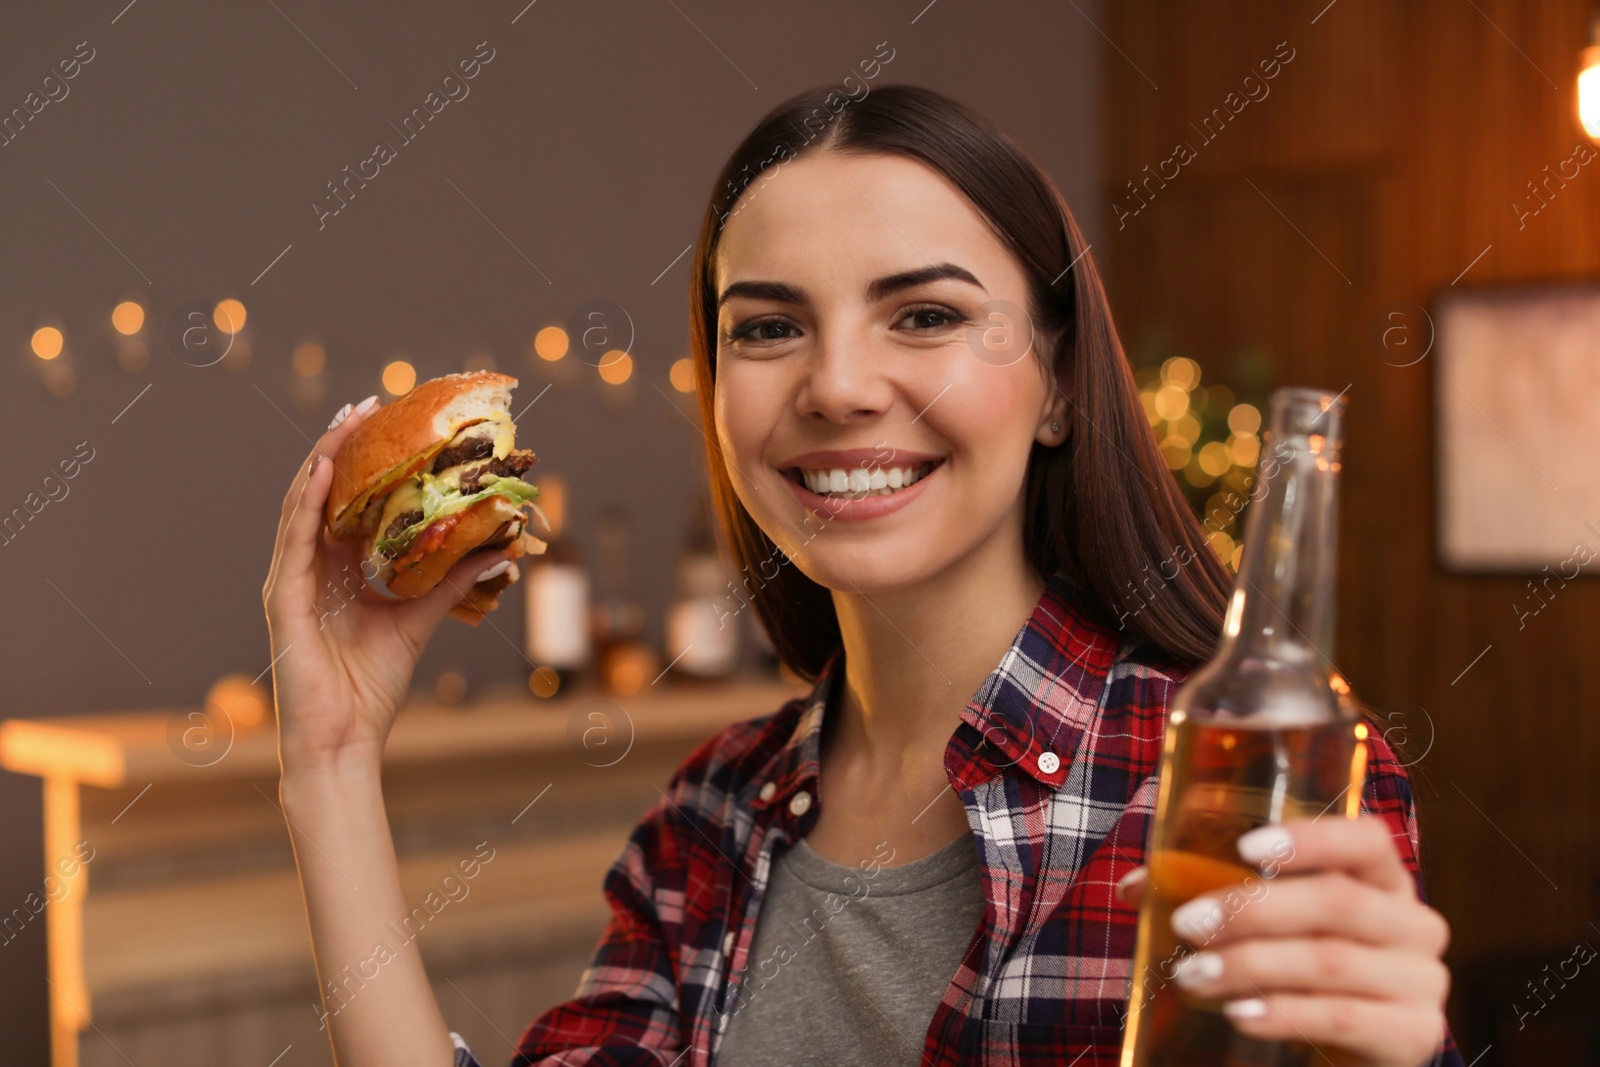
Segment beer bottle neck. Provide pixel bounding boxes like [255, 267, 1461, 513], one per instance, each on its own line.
[1221, 392, 1343, 670]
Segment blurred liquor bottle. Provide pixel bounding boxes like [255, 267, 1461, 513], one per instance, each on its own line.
[521, 474, 592, 696]
[591, 505, 660, 696]
[663, 494, 740, 683]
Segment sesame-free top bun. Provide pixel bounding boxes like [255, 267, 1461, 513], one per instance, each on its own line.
[324, 371, 518, 538]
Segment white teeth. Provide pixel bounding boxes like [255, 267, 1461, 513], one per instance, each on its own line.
[796, 463, 933, 498]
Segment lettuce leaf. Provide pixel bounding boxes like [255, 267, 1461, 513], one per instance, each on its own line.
[375, 473, 539, 559]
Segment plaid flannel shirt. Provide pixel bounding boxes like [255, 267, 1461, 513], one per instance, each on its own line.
[455, 572, 1462, 1066]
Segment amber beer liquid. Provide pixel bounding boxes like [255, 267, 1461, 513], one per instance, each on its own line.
[1121, 388, 1367, 1067]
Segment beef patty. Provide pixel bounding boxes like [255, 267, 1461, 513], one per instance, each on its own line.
[459, 449, 537, 492]
[430, 433, 495, 473]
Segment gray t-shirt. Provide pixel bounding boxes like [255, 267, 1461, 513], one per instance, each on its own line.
[714, 829, 985, 1065]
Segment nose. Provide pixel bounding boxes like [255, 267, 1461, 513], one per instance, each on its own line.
[795, 325, 894, 425]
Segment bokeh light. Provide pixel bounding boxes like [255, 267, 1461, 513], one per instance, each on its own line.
[213, 298, 247, 334]
[1135, 350, 1265, 572]
[383, 359, 417, 395]
[669, 357, 696, 393]
[534, 326, 569, 362]
[528, 666, 560, 698]
[206, 673, 269, 729]
[111, 301, 145, 336]
[1161, 355, 1201, 390]
[31, 326, 64, 360]
[597, 350, 633, 385]
[1139, 389, 1160, 424]
[1168, 412, 1202, 448]
[1198, 441, 1233, 477]
[1154, 384, 1189, 421]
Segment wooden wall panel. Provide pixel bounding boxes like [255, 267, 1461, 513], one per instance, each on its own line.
[1104, 0, 1600, 1055]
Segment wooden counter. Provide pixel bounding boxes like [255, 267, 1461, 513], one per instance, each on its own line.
[0, 677, 804, 1067]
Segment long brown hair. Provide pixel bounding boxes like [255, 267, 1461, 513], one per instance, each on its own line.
[687, 83, 1231, 682]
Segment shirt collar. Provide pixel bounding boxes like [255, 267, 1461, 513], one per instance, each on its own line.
[947, 572, 1120, 791]
[748, 646, 840, 817]
[749, 571, 1122, 818]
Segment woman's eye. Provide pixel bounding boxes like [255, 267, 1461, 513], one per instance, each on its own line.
[897, 305, 966, 331]
[726, 318, 799, 344]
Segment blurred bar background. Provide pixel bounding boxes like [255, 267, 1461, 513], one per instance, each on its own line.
[1, 0, 1597, 1064]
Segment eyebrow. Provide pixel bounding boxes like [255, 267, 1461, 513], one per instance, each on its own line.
[716, 262, 986, 310]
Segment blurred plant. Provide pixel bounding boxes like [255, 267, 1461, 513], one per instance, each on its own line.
[1131, 335, 1272, 572]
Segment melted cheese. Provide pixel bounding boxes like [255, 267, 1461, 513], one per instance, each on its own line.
[373, 478, 427, 545]
[367, 412, 517, 548]
[483, 410, 515, 460]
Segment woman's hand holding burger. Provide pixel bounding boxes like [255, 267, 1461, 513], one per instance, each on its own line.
[263, 396, 516, 773]
[259, 392, 527, 1066]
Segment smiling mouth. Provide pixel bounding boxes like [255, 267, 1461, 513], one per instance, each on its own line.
[781, 460, 943, 499]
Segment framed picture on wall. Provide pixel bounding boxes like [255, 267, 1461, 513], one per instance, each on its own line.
[1434, 279, 1600, 573]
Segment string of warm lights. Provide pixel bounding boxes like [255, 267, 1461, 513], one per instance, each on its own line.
[1136, 355, 1261, 571]
[23, 300, 704, 403]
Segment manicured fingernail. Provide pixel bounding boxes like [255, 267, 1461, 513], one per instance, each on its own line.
[328, 402, 354, 429]
[476, 560, 512, 582]
[309, 452, 323, 475]
[1237, 824, 1293, 866]
[354, 394, 380, 414]
[1171, 896, 1225, 941]
[1172, 951, 1223, 989]
[1223, 997, 1268, 1020]
[1113, 866, 1147, 902]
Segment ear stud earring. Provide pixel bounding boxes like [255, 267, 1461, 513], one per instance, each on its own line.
[1051, 421, 1062, 433]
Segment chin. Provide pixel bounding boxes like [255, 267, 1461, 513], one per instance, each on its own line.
[784, 537, 948, 595]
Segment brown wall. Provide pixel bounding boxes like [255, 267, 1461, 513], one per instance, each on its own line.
[1101, 1, 1600, 1058]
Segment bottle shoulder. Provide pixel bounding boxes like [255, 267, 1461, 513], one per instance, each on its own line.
[1172, 652, 1354, 725]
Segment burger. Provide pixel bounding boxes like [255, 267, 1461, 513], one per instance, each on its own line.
[323, 371, 547, 625]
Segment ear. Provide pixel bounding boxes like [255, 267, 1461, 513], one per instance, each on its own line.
[1035, 335, 1071, 448]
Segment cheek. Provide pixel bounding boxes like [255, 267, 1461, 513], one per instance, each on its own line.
[713, 364, 786, 502]
[714, 364, 765, 462]
[936, 357, 1046, 478]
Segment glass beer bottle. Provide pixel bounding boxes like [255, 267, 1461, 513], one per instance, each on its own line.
[1120, 387, 1368, 1067]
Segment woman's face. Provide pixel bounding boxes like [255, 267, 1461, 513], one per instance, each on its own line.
[712, 149, 1068, 594]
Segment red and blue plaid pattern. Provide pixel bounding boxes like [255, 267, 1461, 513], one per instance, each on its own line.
[454, 573, 1462, 1066]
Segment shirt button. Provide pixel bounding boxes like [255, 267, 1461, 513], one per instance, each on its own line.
[788, 790, 812, 816]
[1037, 750, 1061, 775]
[758, 781, 776, 802]
[723, 930, 735, 956]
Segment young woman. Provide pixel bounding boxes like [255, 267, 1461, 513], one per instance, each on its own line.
[264, 84, 1458, 1066]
